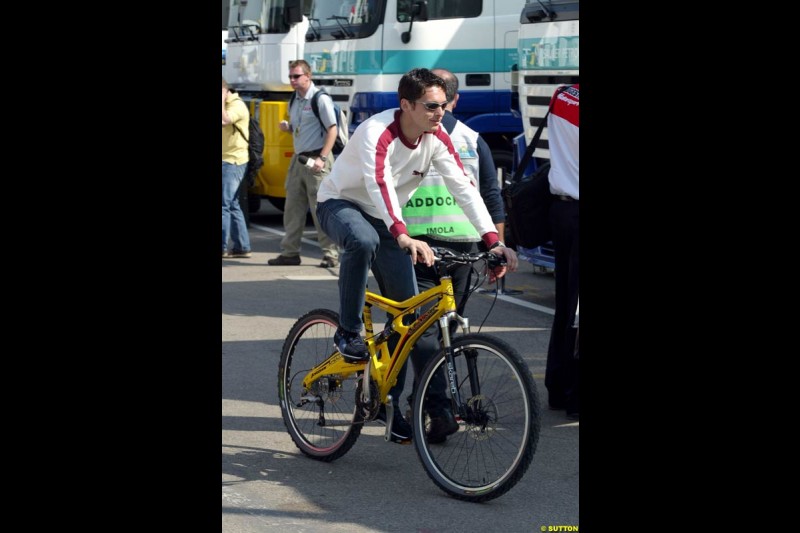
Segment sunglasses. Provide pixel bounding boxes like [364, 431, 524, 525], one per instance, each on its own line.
[289, 74, 305, 80]
[415, 100, 449, 111]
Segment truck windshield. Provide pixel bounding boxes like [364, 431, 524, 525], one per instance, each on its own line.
[398, 0, 481, 22]
[227, 0, 293, 37]
[520, 0, 579, 24]
[307, 0, 380, 40]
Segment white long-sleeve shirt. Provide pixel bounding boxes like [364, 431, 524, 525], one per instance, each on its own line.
[547, 84, 579, 200]
[317, 108, 499, 247]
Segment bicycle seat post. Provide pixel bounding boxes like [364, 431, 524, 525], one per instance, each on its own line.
[384, 395, 394, 442]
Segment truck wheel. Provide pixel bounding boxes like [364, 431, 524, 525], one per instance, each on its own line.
[491, 149, 514, 179]
[267, 197, 285, 212]
[248, 194, 261, 214]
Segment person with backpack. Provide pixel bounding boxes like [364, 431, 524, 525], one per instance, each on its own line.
[269, 60, 339, 268]
[545, 84, 580, 421]
[222, 76, 251, 259]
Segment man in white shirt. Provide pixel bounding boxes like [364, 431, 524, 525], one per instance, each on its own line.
[316, 68, 517, 442]
[545, 84, 580, 421]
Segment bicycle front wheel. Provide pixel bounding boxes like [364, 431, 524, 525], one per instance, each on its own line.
[412, 333, 541, 502]
[278, 309, 362, 461]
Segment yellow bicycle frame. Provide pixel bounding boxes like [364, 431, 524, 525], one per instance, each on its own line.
[301, 275, 460, 403]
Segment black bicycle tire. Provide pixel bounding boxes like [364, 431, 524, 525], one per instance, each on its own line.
[411, 333, 541, 502]
[278, 308, 362, 461]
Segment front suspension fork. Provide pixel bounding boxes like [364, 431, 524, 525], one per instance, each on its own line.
[439, 312, 478, 418]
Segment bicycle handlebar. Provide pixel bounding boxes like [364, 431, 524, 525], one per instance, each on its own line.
[402, 245, 507, 269]
[430, 246, 507, 268]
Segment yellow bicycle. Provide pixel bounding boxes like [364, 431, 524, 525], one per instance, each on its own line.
[278, 247, 541, 502]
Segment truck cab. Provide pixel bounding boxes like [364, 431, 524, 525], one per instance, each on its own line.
[510, 0, 579, 272]
[512, 0, 579, 159]
[303, 0, 524, 174]
[223, 0, 311, 211]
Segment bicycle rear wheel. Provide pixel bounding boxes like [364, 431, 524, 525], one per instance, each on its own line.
[412, 333, 540, 502]
[278, 309, 362, 461]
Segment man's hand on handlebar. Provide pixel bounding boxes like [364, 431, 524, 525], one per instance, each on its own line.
[488, 245, 518, 283]
[397, 234, 435, 267]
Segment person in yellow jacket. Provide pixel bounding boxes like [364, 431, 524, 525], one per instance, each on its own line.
[222, 77, 251, 258]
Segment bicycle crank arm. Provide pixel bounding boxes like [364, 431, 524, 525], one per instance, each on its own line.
[360, 361, 371, 404]
[383, 395, 394, 442]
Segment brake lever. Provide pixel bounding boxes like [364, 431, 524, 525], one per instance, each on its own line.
[485, 251, 507, 268]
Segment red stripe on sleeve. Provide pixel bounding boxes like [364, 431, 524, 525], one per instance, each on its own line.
[374, 125, 407, 238]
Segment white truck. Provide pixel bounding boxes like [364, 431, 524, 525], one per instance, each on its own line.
[222, 0, 229, 65]
[512, 0, 579, 160]
[510, 0, 578, 272]
[222, 30, 228, 66]
[302, 0, 525, 173]
[223, 0, 310, 211]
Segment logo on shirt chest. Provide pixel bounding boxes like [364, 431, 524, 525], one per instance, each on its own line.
[412, 170, 425, 177]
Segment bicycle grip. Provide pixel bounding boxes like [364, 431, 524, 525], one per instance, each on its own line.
[487, 252, 507, 269]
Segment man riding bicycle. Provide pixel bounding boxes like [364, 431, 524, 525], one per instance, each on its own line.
[316, 68, 518, 443]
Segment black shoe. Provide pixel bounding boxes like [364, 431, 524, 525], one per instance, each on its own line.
[426, 408, 459, 444]
[376, 405, 413, 443]
[228, 250, 252, 258]
[267, 255, 301, 266]
[565, 399, 579, 421]
[548, 393, 566, 410]
[319, 256, 338, 268]
[333, 327, 369, 362]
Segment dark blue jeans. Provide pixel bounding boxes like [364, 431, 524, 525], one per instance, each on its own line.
[316, 199, 419, 405]
[222, 161, 250, 253]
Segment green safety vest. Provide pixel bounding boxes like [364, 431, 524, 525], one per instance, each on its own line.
[403, 121, 481, 242]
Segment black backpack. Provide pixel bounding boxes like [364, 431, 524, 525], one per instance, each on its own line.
[289, 88, 349, 155]
[502, 85, 570, 250]
[232, 117, 265, 186]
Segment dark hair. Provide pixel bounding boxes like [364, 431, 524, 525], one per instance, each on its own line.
[432, 68, 458, 102]
[398, 68, 447, 104]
